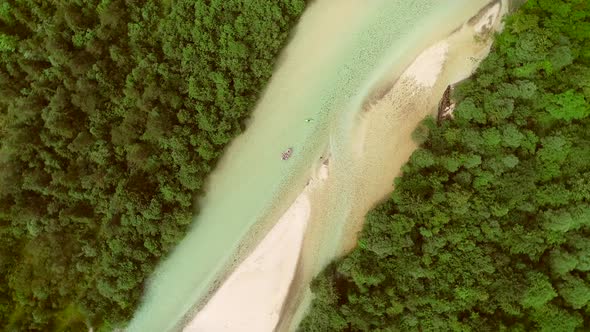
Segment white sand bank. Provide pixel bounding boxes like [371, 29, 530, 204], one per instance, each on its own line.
[184, 165, 328, 332]
[402, 41, 449, 88]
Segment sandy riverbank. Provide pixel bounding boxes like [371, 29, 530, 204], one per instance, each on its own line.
[183, 165, 328, 332]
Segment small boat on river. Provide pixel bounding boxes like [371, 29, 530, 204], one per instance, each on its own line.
[282, 147, 293, 160]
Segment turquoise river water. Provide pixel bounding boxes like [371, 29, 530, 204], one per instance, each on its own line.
[127, 0, 495, 331]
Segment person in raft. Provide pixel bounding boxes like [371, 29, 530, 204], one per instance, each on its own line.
[282, 147, 293, 160]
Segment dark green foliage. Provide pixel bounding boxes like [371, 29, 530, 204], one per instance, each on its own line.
[0, 0, 306, 330]
[300, 1, 590, 331]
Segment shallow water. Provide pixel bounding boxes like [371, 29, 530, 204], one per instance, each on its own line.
[127, 1, 495, 331]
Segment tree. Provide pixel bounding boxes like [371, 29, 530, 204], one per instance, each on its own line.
[546, 90, 589, 121]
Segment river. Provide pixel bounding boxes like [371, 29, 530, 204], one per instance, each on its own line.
[127, 1, 501, 331]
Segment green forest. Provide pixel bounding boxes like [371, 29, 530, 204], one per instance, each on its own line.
[300, 0, 590, 331]
[0, 0, 306, 330]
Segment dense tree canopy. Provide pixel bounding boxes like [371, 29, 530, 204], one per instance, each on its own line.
[0, 0, 306, 330]
[300, 1, 590, 331]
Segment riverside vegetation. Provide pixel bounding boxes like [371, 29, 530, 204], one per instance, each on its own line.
[0, 0, 306, 330]
[300, 0, 590, 331]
